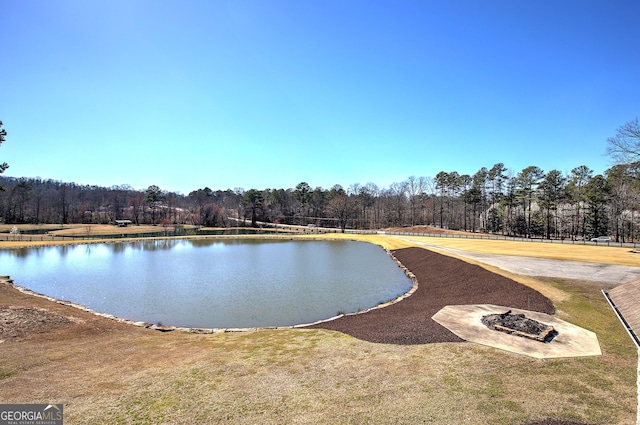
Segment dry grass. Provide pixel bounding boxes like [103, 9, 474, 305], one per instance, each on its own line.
[394, 234, 640, 267]
[299, 233, 423, 250]
[0, 233, 638, 424]
[1, 300, 636, 424]
[0, 223, 200, 236]
[52, 224, 169, 236]
[0, 223, 67, 232]
[0, 224, 193, 248]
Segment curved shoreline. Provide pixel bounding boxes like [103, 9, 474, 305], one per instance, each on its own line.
[0, 244, 420, 334]
[307, 247, 555, 344]
[1, 240, 555, 344]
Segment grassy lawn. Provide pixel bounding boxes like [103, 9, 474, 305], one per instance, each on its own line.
[0, 233, 638, 424]
[0, 223, 68, 232]
[0, 223, 189, 236]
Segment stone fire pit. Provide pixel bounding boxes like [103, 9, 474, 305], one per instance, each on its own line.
[432, 304, 601, 359]
[481, 310, 557, 343]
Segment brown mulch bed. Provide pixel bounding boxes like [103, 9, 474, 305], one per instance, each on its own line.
[307, 247, 555, 345]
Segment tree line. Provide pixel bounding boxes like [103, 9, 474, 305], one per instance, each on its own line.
[1, 118, 639, 240]
[0, 160, 638, 241]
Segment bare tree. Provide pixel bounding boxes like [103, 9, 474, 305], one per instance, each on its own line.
[327, 186, 357, 233]
[606, 163, 640, 242]
[388, 181, 408, 227]
[359, 182, 379, 228]
[406, 176, 427, 226]
[606, 118, 640, 165]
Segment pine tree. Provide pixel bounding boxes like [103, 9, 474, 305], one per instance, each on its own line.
[0, 121, 8, 191]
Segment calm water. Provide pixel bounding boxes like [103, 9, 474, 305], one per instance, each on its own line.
[0, 239, 412, 328]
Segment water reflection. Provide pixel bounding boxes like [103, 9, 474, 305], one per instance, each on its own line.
[0, 239, 412, 328]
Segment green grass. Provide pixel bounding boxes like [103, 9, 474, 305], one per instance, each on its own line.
[0, 369, 15, 379]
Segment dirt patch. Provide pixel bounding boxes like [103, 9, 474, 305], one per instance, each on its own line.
[0, 307, 73, 342]
[307, 247, 555, 344]
[0, 278, 144, 344]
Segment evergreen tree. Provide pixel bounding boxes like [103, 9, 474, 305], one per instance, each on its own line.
[567, 165, 593, 239]
[539, 170, 566, 239]
[144, 185, 164, 225]
[0, 121, 8, 191]
[584, 175, 610, 238]
[515, 166, 544, 238]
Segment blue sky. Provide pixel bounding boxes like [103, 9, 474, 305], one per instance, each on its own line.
[1, 1, 639, 194]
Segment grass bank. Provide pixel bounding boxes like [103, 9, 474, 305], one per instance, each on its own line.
[0, 233, 638, 424]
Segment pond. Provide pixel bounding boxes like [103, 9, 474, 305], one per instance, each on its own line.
[0, 239, 413, 328]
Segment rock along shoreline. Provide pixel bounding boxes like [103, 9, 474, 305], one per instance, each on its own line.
[0, 245, 419, 335]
